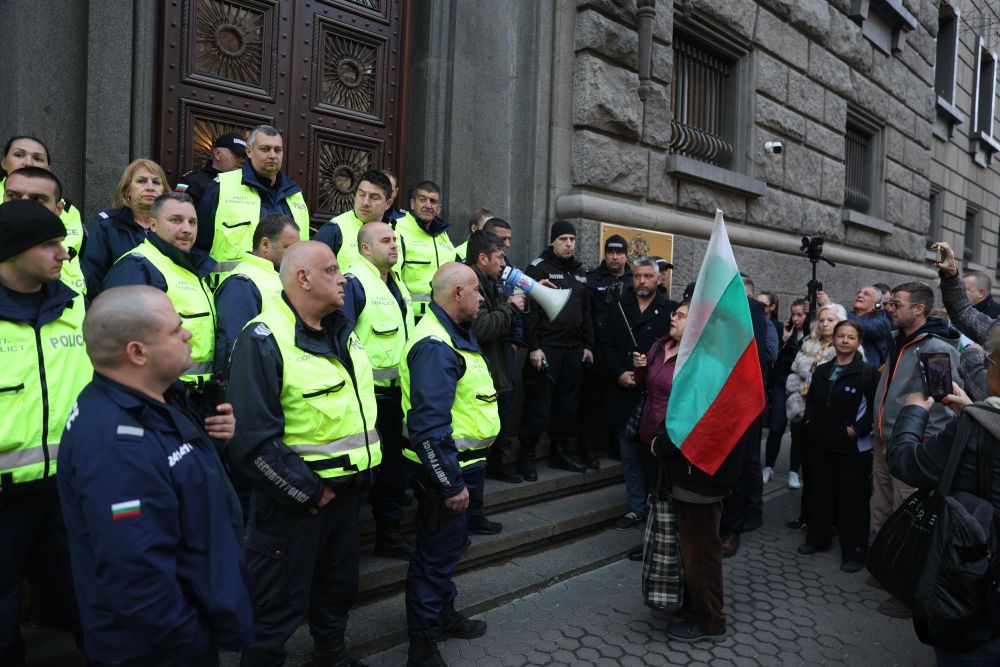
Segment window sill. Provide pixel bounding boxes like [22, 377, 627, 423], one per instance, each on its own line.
[969, 131, 1000, 167]
[664, 154, 766, 198]
[933, 97, 966, 140]
[842, 209, 893, 235]
[849, 0, 918, 55]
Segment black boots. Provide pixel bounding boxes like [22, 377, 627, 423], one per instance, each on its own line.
[309, 640, 368, 667]
[577, 437, 601, 470]
[373, 522, 414, 560]
[517, 440, 538, 481]
[486, 447, 523, 484]
[407, 632, 447, 667]
[437, 601, 487, 640]
[548, 437, 586, 473]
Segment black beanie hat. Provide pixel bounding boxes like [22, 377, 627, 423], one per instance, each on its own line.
[604, 234, 627, 254]
[550, 219, 577, 242]
[0, 200, 67, 262]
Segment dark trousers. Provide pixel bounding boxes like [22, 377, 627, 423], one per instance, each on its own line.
[519, 345, 582, 442]
[804, 446, 872, 562]
[720, 416, 763, 537]
[675, 499, 725, 633]
[578, 361, 610, 453]
[94, 645, 218, 667]
[240, 489, 362, 666]
[0, 488, 81, 666]
[406, 465, 483, 632]
[369, 390, 409, 526]
[764, 380, 800, 472]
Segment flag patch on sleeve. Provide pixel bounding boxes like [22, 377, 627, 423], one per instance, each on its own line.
[111, 500, 141, 520]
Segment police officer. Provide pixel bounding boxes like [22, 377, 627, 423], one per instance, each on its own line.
[104, 192, 217, 391]
[517, 220, 593, 480]
[580, 234, 634, 465]
[228, 241, 380, 667]
[401, 262, 495, 667]
[58, 285, 253, 665]
[393, 180, 457, 320]
[176, 132, 247, 206]
[314, 170, 393, 271]
[214, 213, 300, 373]
[380, 168, 406, 225]
[2, 136, 87, 293]
[0, 200, 91, 664]
[339, 221, 415, 560]
[196, 125, 310, 272]
[3, 166, 87, 295]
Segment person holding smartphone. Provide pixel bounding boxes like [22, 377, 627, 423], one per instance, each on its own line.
[762, 298, 808, 485]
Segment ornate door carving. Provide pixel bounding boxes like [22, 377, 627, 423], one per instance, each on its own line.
[158, 0, 411, 231]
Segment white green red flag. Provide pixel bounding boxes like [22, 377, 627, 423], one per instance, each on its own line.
[666, 209, 764, 474]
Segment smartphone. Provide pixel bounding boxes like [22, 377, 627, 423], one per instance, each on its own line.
[203, 376, 228, 417]
[918, 352, 952, 402]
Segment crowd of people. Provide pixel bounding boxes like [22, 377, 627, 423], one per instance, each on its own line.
[2, 124, 1000, 666]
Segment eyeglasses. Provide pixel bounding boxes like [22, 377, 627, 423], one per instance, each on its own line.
[885, 300, 912, 311]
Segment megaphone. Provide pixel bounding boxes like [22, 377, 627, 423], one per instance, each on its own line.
[500, 265, 571, 321]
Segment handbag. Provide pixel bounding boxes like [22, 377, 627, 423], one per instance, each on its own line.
[642, 464, 685, 612]
[620, 391, 646, 442]
[867, 409, 999, 631]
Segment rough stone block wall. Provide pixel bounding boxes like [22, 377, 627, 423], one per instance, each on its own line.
[566, 0, 992, 303]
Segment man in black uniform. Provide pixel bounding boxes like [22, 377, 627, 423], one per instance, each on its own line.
[581, 234, 633, 464]
[175, 133, 247, 206]
[517, 220, 592, 480]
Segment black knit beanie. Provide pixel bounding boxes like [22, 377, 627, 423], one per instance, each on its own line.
[550, 219, 577, 242]
[0, 200, 67, 262]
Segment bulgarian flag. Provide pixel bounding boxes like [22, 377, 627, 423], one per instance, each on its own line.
[666, 210, 764, 474]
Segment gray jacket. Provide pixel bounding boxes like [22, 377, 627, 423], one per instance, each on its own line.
[875, 320, 962, 444]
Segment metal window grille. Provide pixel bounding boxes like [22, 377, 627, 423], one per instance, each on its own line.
[669, 35, 734, 167]
[844, 125, 872, 214]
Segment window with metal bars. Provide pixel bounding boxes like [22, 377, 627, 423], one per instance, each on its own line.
[669, 34, 735, 169]
[844, 124, 874, 214]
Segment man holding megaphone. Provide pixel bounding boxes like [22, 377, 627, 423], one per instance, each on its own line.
[516, 220, 594, 480]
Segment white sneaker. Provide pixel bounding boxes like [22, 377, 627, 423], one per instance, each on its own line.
[788, 471, 802, 489]
[762, 467, 773, 484]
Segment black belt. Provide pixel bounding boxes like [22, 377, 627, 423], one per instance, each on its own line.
[375, 385, 401, 396]
[305, 455, 359, 473]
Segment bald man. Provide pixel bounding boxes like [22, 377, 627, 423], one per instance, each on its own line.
[340, 222, 416, 560]
[228, 241, 381, 666]
[400, 262, 498, 666]
[58, 286, 253, 664]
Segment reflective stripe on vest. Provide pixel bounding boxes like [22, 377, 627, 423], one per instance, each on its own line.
[210, 169, 310, 263]
[394, 212, 455, 317]
[346, 257, 414, 388]
[286, 429, 380, 456]
[0, 294, 91, 485]
[121, 240, 216, 384]
[400, 309, 500, 468]
[250, 298, 381, 478]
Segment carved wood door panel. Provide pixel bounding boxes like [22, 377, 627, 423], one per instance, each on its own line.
[157, 0, 411, 232]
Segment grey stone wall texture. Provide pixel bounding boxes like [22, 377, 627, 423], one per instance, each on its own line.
[557, 0, 1000, 306]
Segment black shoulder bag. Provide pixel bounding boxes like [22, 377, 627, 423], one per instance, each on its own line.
[867, 410, 999, 632]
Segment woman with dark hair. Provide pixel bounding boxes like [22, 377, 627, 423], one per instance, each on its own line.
[888, 326, 1000, 664]
[797, 320, 876, 572]
[80, 159, 169, 296]
[762, 298, 808, 484]
[633, 300, 743, 642]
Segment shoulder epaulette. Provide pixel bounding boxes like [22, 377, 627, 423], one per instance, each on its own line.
[251, 322, 272, 338]
[530, 257, 544, 266]
[115, 424, 145, 442]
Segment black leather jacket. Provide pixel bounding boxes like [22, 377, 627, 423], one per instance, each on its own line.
[888, 403, 1000, 650]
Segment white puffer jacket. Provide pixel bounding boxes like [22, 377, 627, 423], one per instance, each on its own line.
[785, 337, 836, 420]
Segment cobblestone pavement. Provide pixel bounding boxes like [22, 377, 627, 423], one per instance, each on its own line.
[366, 489, 931, 667]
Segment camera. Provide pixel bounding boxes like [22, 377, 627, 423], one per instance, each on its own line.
[800, 235, 824, 261]
[764, 141, 783, 155]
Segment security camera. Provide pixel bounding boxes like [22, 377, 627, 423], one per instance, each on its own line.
[764, 141, 783, 155]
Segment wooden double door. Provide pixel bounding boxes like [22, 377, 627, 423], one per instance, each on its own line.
[157, 0, 411, 230]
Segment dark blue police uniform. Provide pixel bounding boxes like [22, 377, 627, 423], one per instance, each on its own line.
[80, 207, 151, 297]
[58, 374, 254, 665]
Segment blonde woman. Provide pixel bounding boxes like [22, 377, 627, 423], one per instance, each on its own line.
[784, 303, 848, 496]
[80, 159, 168, 296]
